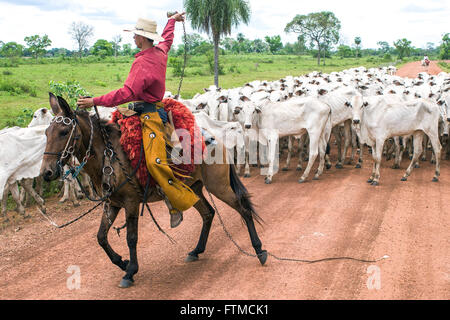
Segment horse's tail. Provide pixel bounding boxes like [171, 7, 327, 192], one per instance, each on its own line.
[229, 164, 263, 225]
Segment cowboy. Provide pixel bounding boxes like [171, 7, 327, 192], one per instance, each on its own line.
[77, 12, 199, 228]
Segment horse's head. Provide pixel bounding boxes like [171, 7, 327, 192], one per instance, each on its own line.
[40, 93, 83, 182]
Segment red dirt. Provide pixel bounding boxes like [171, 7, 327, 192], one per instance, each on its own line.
[0, 62, 448, 300]
[396, 60, 448, 78]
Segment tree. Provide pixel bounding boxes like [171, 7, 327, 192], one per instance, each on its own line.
[264, 35, 283, 54]
[0, 41, 23, 59]
[377, 41, 390, 54]
[185, 0, 251, 87]
[285, 11, 341, 65]
[252, 39, 269, 53]
[337, 44, 353, 58]
[440, 33, 450, 60]
[91, 39, 114, 58]
[121, 43, 134, 56]
[69, 21, 94, 59]
[24, 34, 52, 60]
[393, 38, 412, 59]
[111, 34, 122, 58]
[354, 36, 362, 57]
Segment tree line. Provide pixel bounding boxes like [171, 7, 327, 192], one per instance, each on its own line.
[0, 3, 448, 81]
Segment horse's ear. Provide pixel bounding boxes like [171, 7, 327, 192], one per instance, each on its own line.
[56, 95, 74, 118]
[49, 92, 62, 115]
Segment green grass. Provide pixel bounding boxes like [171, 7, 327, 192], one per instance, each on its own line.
[438, 61, 450, 72]
[0, 54, 393, 129]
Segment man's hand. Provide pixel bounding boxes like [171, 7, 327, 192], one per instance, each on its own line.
[77, 96, 94, 109]
[169, 11, 186, 22]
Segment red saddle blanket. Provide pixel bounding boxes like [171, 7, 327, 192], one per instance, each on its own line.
[109, 98, 205, 187]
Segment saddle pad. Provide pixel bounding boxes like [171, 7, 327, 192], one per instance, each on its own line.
[110, 98, 206, 187]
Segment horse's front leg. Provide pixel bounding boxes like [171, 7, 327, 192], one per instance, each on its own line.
[97, 205, 129, 272]
[119, 203, 140, 288]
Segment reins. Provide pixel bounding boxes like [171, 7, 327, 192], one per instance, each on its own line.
[39, 105, 173, 243]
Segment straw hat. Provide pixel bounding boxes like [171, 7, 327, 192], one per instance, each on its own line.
[124, 18, 165, 42]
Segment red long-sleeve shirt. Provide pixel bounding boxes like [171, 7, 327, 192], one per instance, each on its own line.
[93, 19, 175, 107]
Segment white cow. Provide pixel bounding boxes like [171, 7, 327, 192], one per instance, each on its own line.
[0, 125, 48, 218]
[351, 95, 442, 185]
[238, 96, 332, 184]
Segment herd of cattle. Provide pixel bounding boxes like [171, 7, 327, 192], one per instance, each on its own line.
[1, 65, 449, 218]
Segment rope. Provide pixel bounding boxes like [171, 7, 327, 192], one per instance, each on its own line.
[205, 189, 389, 265]
[37, 201, 104, 229]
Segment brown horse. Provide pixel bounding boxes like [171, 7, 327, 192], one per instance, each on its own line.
[40, 93, 267, 288]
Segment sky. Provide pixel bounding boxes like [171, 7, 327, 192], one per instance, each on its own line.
[0, 0, 448, 51]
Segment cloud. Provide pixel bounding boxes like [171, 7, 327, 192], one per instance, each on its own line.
[401, 4, 446, 13]
[0, 0, 448, 50]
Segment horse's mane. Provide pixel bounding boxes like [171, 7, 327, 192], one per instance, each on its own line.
[75, 109, 121, 140]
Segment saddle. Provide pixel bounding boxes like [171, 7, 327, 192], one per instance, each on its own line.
[110, 98, 206, 187]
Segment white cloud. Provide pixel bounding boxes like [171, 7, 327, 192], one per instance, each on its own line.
[0, 0, 448, 50]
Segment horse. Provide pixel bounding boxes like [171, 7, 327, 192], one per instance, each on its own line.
[40, 93, 267, 288]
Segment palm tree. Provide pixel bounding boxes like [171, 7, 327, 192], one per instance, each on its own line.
[184, 0, 251, 87]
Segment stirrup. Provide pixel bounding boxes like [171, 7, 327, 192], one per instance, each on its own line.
[170, 209, 183, 228]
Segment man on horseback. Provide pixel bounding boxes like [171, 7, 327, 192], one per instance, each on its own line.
[77, 12, 199, 228]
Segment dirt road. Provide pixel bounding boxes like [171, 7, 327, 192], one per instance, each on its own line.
[0, 62, 449, 300]
[1, 149, 449, 300]
[396, 60, 447, 78]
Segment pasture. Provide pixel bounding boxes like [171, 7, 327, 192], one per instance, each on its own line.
[0, 54, 394, 129]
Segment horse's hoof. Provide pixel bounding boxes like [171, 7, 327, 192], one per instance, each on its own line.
[296, 167, 302, 171]
[371, 181, 379, 186]
[264, 178, 272, 185]
[282, 167, 288, 172]
[335, 164, 343, 169]
[414, 164, 420, 169]
[325, 164, 332, 170]
[355, 164, 362, 169]
[244, 174, 250, 178]
[185, 254, 199, 262]
[367, 179, 373, 183]
[401, 177, 407, 181]
[73, 202, 80, 207]
[298, 179, 306, 184]
[118, 278, 134, 288]
[313, 176, 319, 181]
[432, 177, 439, 182]
[257, 250, 268, 266]
[392, 165, 400, 169]
[409, 156, 413, 160]
[23, 214, 32, 219]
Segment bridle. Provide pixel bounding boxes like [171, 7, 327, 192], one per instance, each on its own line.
[43, 113, 94, 178]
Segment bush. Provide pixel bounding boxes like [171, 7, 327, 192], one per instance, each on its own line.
[0, 79, 37, 97]
[95, 80, 107, 87]
[169, 57, 184, 77]
[383, 53, 392, 61]
[49, 80, 91, 108]
[206, 51, 225, 75]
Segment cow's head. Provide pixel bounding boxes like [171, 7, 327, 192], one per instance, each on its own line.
[351, 95, 365, 128]
[236, 97, 261, 129]
[28, 107, 54, 128]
